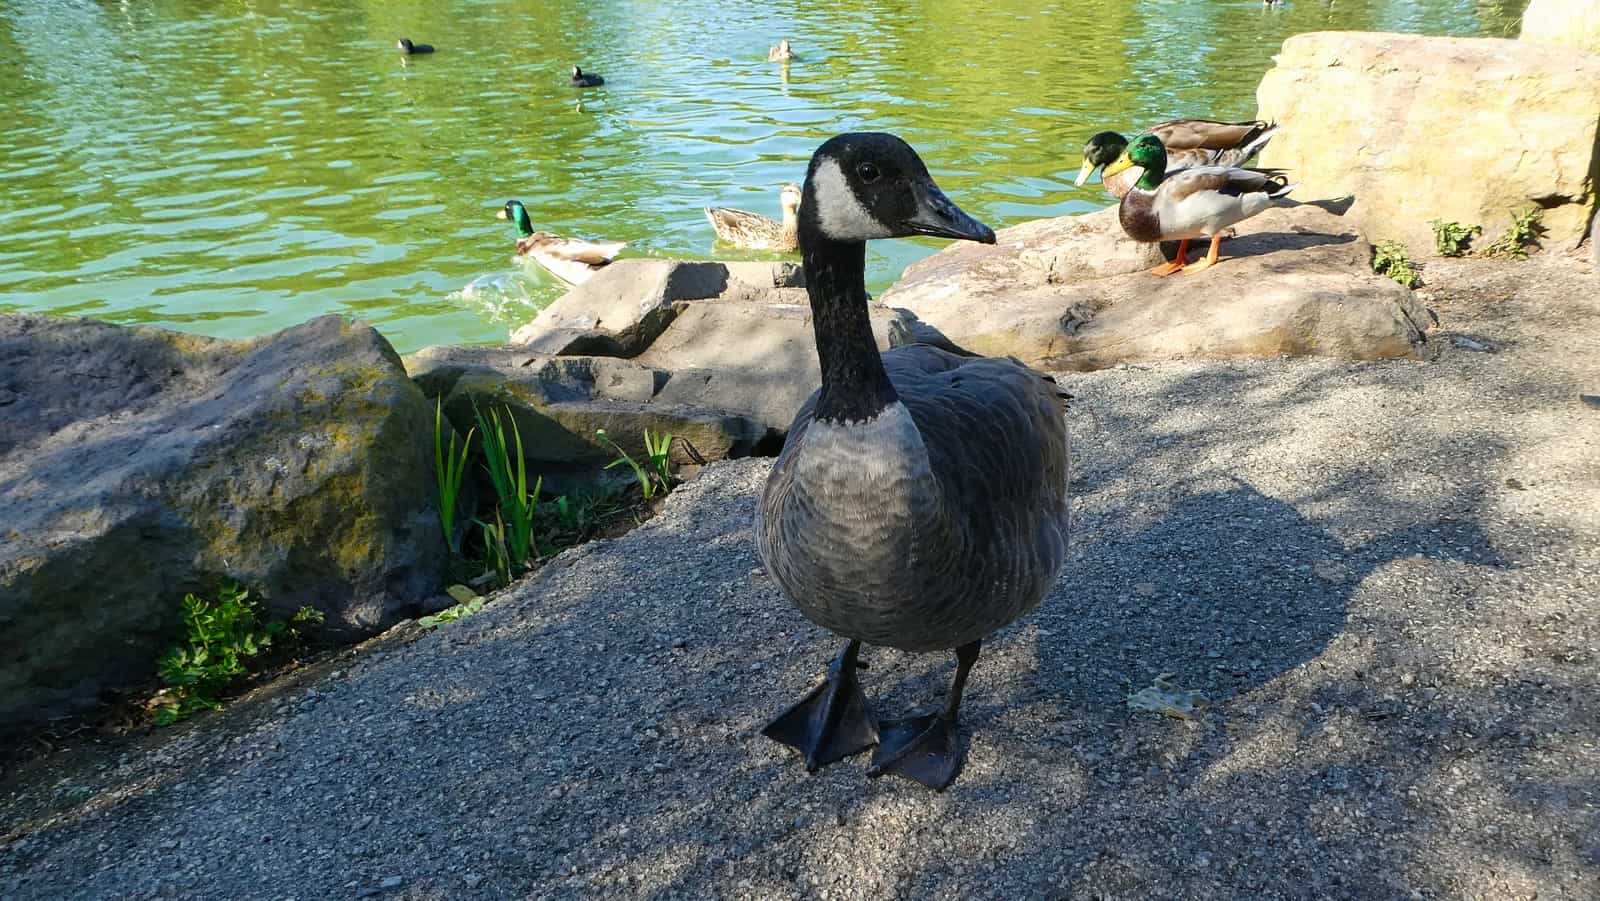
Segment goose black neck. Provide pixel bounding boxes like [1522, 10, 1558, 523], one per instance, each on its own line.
[802, 236, 897, 424]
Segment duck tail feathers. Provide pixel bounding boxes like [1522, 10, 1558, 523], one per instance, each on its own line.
[1238, 123, 1279, 163]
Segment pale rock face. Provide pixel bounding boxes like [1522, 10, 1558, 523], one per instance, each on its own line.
[1521, 0, 1600, 55]
[1254, 31, 1600, 255]
[879, 204, 1433, 371]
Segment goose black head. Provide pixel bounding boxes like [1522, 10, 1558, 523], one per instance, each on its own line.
[800, 133, 995, 247]
[572, 65, 583, 77]
[1076, 131, 1129, 186]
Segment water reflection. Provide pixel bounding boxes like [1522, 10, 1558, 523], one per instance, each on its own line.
[0, 0, 1525, 352]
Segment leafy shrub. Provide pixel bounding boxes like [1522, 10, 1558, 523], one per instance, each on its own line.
[152, 583, 322, 725]
[1482, 208, 1544, 259]
[1429, 220, 1481, 257]
[1372, 240, 1422, 289]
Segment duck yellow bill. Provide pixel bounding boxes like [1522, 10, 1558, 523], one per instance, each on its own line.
[1102, 153, 1134, 179]
[495, 209, 509, 219]
[1074, 160, 1095, 187]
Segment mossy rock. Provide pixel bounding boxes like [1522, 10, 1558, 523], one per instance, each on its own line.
[0, 314, 446, 726]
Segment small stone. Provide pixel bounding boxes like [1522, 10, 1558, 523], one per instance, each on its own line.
[380, 875, 403, 890]
[1504, 477, 1525, 490]
[1133, 582, 1157, 597]
[1313, 560, 1351, 584]
[464, 873, 484, 888]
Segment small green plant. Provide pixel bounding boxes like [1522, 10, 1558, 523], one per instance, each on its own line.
[434, 399, 474, 554]
[537, 490, 632, 555]
[1482, 207, 1544, 259]
[596, 428, 675, 500]
[478, 513, 514, 588]
[1372, 240, 1422, 289]
[475, 404, 538, 570]
[152, 584, 322, 725]
[419, 586, 486, 629]
[1429, 219, 1481, 257]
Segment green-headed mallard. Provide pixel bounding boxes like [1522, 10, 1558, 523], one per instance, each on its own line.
[756, 133, 1070, 791]
[569, 66, 604, 87]
[1108, 133, 1297, 275]
[497, 200, 625, 286]
[1077, 119, 1277, 199]
[768, 39, 796, 61]
[704, 184, 802, 252]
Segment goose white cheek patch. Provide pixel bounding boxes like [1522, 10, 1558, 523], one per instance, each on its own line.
[810, 159, 893, 241]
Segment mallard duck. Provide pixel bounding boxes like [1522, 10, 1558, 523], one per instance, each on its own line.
[1107, 133, 1298, 275]
[768, 39, 796, 61]
[704, 184, 802, 252]
[569, 66, 604, 87]
[396, 38, 434, 54]
[756, 133, 1071, 791]
[497, 200, 625, 286]
[1076, 119, 1277, 199]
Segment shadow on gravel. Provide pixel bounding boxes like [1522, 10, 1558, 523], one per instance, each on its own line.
[8, 342, 1596, 900]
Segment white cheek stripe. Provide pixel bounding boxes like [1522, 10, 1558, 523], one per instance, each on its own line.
[810, 159, 892, 242]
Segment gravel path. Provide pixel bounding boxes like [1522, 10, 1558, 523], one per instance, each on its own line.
[4, 254, 1598, 900]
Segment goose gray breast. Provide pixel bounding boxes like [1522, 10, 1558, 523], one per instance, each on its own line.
[759, 343, 1069, 652]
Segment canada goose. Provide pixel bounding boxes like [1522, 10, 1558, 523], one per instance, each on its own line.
[496, 200, 625, 286]
[704, 184, 803, 252]
[757, 133, 1071, 791]
[569, 66, 604, 87]
[1107, 133, 1298, 275]
[768, 39, 796, 61]
[396, 38, 434, 54]
[1076, 119, 1277, 199]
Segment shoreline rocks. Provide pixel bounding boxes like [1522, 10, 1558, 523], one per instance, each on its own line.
[1256, 31, 1600, 256]
[0, 315, 446, 726]
[880, 204, 1433, 371]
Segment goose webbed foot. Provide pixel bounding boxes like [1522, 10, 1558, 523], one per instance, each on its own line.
[866, 639, 982, 792]
[867, 712, 961, 790]
[763, 639, 878, 772]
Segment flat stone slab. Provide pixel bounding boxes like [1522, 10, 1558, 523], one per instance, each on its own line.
[881, 205, 1433, 371]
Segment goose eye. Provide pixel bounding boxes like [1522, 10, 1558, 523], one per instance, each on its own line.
[855, 161, 882, 184]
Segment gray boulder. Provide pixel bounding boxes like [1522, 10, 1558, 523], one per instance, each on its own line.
[880, 204, 1433, 370]
[0, 315, 446, 726]
[412, 280, 909, 481]
[509, 259, 805, 354]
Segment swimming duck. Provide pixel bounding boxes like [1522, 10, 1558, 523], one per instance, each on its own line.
[1076, 119, 1277, 199]
[704, 184, 803, 252]
[497, 200, 626, 286]
[569, 66, 604, 87]
[1108, 133, 1298, 275]
[768, 39, 796, 61]
[396, 38, 434, 54]
[756, 133, 1071, 791]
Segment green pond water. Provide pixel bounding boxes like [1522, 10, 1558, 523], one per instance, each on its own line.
[0, 0, 1526, 354]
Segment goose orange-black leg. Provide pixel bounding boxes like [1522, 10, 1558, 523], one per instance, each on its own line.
[1183, 235, 1224, 274]
[1150, 238, 1189, 276]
